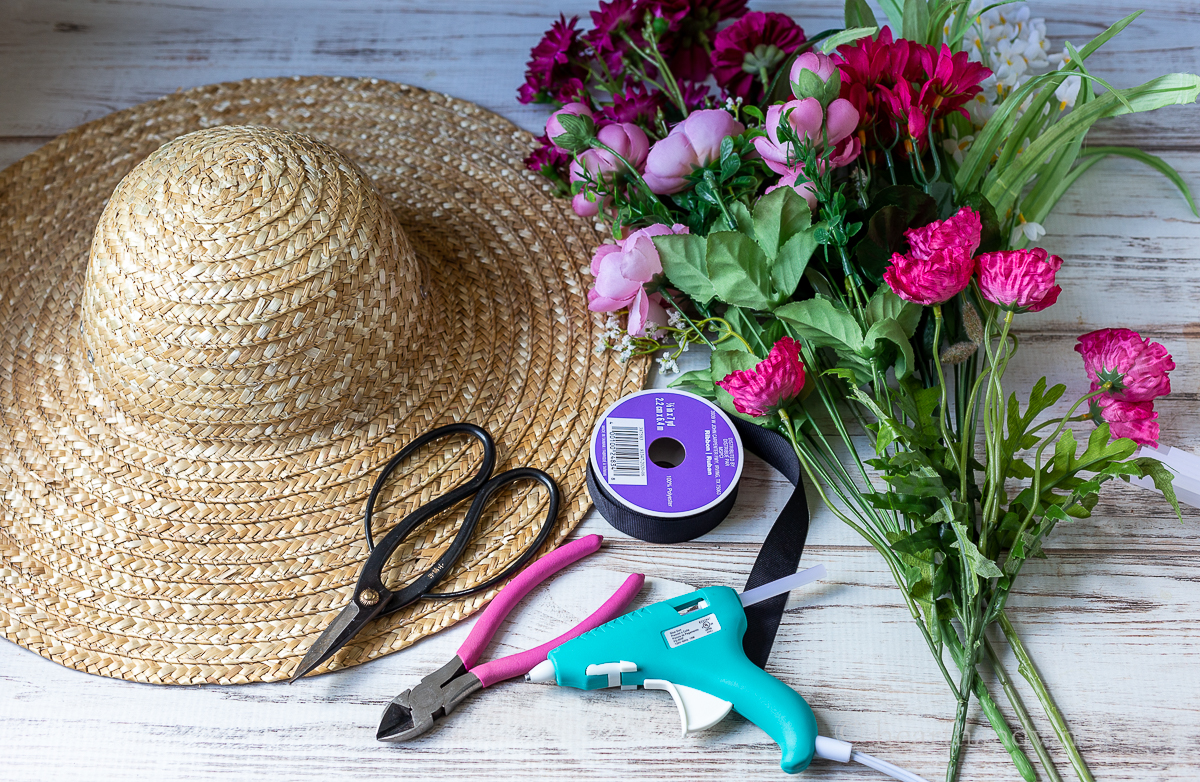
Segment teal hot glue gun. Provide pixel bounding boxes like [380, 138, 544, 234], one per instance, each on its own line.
[527, 566, 931, 782]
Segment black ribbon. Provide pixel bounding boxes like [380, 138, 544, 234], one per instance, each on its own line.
[586, 418, 809, 669]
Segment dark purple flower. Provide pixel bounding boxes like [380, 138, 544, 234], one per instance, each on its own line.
[598, 83, 665, 126]
[518, 15, 588, 105]
[711, 11, 806, 103]
[524, 134, 571, 174]
[586, 0, 647, 72]
[645, 0, 749, 83]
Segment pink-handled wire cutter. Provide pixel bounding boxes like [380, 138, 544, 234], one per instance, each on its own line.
[376, 533, 644, 741]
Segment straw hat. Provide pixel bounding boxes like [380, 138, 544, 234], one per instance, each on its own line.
[0, 77, 645, 685]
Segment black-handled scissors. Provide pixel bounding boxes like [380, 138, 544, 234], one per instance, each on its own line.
[290, 423, 561, 682]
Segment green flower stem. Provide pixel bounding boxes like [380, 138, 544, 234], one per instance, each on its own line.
[943, 623, 1038, 782]
[1000, 611, 1095, 782]
[946, 615, 983, 782]
[931, 305, 962, 474]
[657, 290, 718, 351]
[984, 635, 1065, 782]
[703, 169, 738, 231]
[619, 29, 688, 117]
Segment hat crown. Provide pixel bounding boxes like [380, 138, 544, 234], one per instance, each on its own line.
[78, 125, 433, 445]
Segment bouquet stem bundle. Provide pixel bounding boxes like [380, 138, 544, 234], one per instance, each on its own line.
[521, 2, 1196, 778]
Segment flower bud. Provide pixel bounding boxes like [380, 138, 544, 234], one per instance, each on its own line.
[789, 51, 841, 106]
[546, 103, 596, 154]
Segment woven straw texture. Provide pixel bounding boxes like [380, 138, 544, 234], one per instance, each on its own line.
[0, 76, 646, 685]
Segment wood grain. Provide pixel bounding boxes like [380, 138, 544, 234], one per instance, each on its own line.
[0, 1, 1198, 781]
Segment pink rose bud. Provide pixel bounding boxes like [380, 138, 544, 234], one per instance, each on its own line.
[764, 169, 818, 211]
[715, 337, 807, 418]
[789, 51, 841, 105]
[586, 223, 689, 313]
[1075, 328, 1174, 403]
[546, 102, 594, 150]
[976, 248, 1063, 313]
[572, 190, 601, 217]
[752, 98, 860, 176]
[883, 246, 975, 306]
[644, 109, 746, 194]
[905, 207, 982, 260]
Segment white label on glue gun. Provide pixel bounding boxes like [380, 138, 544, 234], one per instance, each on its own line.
[663, 613, 721, 649]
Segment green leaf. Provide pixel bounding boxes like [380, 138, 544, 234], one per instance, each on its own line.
[862, 318, 916, 378]
[752, 187, 812, 259]
[771, 228, 819, 299]
[706, 231, 774, 309]
[844, 0, 878, 28]
[655, 234, 717, 306]
[864, 286, 921, 337]
[877, 0, 904, 29]
[1078, 146, 1200, 217]
[775, 298, 864, 352]
[902, 0, 930, 44]
[951, 523, 1005, 580]
[984, 73, 1200, 218]
[711, 348, 765, 420]
[1054, 427, 1077, 473]
[1132, 457, 1184, 521]
[669, 369, 716, 398]
[818, 25, 878, 54]
[729, 200, 755, 238]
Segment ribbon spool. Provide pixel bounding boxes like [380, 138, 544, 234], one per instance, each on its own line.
[586, 389, 813, 668]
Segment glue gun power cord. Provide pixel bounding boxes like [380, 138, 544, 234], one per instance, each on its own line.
[815, 736, 931, 782]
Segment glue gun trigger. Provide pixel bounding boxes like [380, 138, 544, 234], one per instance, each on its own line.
[644, 679, 732, 737]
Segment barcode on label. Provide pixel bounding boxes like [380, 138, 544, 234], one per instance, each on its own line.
[605, 417, 647, 486]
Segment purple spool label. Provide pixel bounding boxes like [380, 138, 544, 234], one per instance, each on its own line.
[591, 390, 743, 518]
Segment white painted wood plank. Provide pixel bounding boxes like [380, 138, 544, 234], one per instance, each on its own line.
[0, 1, 1198, 781]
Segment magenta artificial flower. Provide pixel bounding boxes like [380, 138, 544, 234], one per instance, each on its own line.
[916, 44, 992, 118]
[716, 337, 807, 417]
[880, 78, 931, 143]
[524, 134, 571, 174]
[648, 0, 749, 83]
[643, 109, 745, 194]
[546, 102, 595, 148]
[598, 83, 665, 126]
[884, 246, 975, 306]
[588, 223, 690, 336]
[518, 15, 588, 105]
[1076, 328, 1174, 403]
[752, 98, 860, 177]
[976, 248, 1063, 313]
[585, 0, 646, 72]
[905, 207, 982, 259]
[711, 11, 806, 103]
[1090, 396, 1160, 446]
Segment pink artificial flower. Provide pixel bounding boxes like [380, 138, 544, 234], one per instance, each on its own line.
[976, 248, 1063, 313]
[880, 78, 930, 144]
[710, 11, 806, 103]
[1075, 328, 1174, 403]
[715, 337, 807, 417]
[629, 290, 670, 338]
[883, 246, 975, 306]
[790, 51, 837, 86]
[752, 98, 860, 176]
[568, 122, 650, 216]
[572, 190, 604, 216]
[905, 207, 982, 260]
[643, 109, 745, 194]
[1090, 396, 1160, 446]
[587, 223, 690, 335]
[915, 44, 992, 119]
[546, 102, 595, 148]
[764, 169, 818, 211]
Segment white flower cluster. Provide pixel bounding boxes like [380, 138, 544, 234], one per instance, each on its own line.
[949, 1, 1082, 129]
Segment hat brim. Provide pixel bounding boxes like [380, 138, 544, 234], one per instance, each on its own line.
[0, 76, 646, 684]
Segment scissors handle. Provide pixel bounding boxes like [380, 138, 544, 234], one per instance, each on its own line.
[351, 424, 495, 612]
[387, 466, 561, 613]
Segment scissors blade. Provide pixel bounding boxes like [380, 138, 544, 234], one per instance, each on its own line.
[290, 601, 374, 683]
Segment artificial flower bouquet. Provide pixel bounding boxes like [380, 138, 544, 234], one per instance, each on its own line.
[521, 1, 1195, 780]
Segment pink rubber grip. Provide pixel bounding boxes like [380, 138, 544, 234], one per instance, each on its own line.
[471, 571, 645, 688]
[457, 534, 604, 669]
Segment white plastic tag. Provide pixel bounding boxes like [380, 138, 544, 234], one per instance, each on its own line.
[662, 613, 721, 649]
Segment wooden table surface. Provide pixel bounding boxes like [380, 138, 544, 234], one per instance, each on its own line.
[1, 2, 1198, 780]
